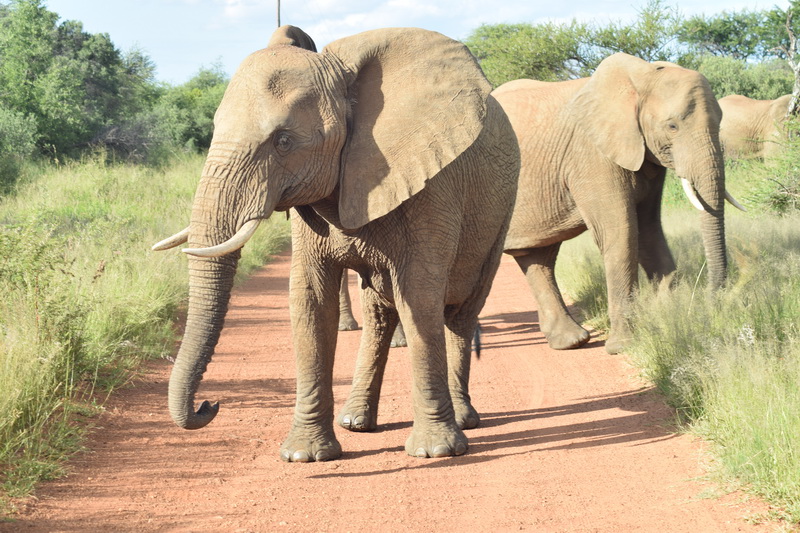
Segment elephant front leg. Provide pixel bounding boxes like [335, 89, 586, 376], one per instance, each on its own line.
[594, 227, 638, 355]
[513, 245, 590, 350]
[400, 304, 467, 458]
[338, 290, 398, 432]
[281, 260, 342, 462]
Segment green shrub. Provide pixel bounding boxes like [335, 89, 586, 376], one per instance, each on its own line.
[0, 106, 38, 192]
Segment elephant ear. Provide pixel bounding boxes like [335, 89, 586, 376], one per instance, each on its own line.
[571, 53, 646, 172]
[268, 25, 317, 52]
[322, 28, 491, 229]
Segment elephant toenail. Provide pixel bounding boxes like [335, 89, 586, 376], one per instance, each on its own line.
[432, 445, 451, 457]
[454, 442, 467, 455]
[354, 416, 365, 427]
[414, 447, 428, 458]
[292, 450, 312, 462]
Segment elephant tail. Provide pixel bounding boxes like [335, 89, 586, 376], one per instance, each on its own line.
[472, 323, 482, 359]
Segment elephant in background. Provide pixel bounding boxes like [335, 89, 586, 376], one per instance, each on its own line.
[338, 270, 407, 347]
[494, 53, 744, 355]
[718, 94, 793, 160]
[153, 26, 519, 460]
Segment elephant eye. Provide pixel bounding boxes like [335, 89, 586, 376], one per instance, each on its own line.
[274, 131, 293, 154]
[667, 122, 679, 132]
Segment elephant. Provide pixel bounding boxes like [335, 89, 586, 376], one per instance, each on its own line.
[338, 269, 407, 347]
[493, 53, 744, 355]
[152, 25, 520, 461]
[718, 94, 792, 160]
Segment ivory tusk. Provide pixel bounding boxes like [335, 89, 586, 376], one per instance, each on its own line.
[152, 227, 190, 251]
[725, 190, 747, 212]
[681, 178, 706, 212]
[182, 219, 261, 258]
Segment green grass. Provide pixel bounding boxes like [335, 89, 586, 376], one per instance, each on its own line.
[0, 154, 290, 511]
[555, 163, 800, 523]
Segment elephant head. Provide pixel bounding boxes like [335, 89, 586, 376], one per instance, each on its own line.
[152, 26, 491, 430]
[573, 53, 742, 289]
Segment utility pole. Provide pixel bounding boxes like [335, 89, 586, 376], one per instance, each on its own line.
[277, 0, 281, 27]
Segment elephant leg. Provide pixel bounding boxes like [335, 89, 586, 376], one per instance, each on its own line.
[390, 320, 407, 347]
[338, 270, 360, 331]
[337, 289, 398, 432]
[588, 221, 638, 355]
[445, 311, 481, 430]
[397, 294, 467, 458]
[636, 173, 676, 282]
[280, 256, 343, 462]
[514, 245, 590, 350]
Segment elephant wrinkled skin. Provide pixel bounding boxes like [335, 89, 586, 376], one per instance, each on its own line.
[718, 94, 792, 160]
[154, 26, 519, 461]
[494, 53, 734, 354]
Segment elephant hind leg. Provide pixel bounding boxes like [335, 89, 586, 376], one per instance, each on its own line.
[514, 245, 590, 350]
[338, 270, 360, 331]
[337, 288, 398, 432]
[445, 311, 481, 430]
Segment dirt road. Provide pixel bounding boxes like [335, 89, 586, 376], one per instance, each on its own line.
[10, 250, 773, 532]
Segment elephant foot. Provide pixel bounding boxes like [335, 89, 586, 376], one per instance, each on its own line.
[390, 327, 407, 348]
[280, 425, 342, 462]
[338, 317, 359, 331]
[404, 422, 468, 458]
[543, 319, 590, 350]
[337, 401, 377, 432]
[453, 399, 480, 430]
[604, 329, 631, 355]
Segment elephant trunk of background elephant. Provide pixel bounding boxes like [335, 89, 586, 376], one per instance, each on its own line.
[168, 165, 248, 430]
[678, 134, 727, 289]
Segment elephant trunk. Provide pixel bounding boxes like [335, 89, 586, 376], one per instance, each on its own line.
[677, 134, 727, 289]
[168, 253, 239, 429]
[168, 163, 251, 430]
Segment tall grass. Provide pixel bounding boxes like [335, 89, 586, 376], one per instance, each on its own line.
[555, 166, 800, 522]
[0, 154, 290, 509]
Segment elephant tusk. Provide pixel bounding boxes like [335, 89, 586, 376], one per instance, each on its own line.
[151, 227, 190, 251]
[681, 178, 706, 212]
[725, 190, 747, 212]
[182, 219, 261, 258]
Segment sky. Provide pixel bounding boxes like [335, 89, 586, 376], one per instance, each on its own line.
[43, 0, 790, 84]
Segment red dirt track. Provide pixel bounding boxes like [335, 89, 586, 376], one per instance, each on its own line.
[10, 249, 774, 532]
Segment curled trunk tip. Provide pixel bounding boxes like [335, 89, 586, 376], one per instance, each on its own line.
[170, 400, 220, 430]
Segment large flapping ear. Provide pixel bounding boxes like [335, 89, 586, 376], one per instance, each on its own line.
[268, 25, 317, 52]
[570, 53, 646, 172]
[322, 28, 491, 229]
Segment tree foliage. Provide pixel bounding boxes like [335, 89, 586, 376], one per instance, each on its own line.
[0, 0, 228, 172]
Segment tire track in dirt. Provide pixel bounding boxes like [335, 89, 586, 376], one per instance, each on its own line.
[9, 249, 773, 532]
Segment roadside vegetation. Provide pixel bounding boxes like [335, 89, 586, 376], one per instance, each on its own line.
[556, 131, 800, 523]
[1, 0, 799, 525]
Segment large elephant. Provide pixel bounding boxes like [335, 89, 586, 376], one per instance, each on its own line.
[718, 94, 792, 160]
[153, 26, 519, 461]
[494, 53, 743, 355]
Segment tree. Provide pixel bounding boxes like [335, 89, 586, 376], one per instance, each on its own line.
[678, 10, 781, 61]
[464, 22, 593, 86]
[0, 0, 57, 115]
[590, 0, 683, 62]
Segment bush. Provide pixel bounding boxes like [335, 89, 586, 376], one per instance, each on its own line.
[0, 106, 38, 192]
[695, 55, 793, 99]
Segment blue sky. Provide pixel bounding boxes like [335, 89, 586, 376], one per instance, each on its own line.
[44, 0, 789, 84]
